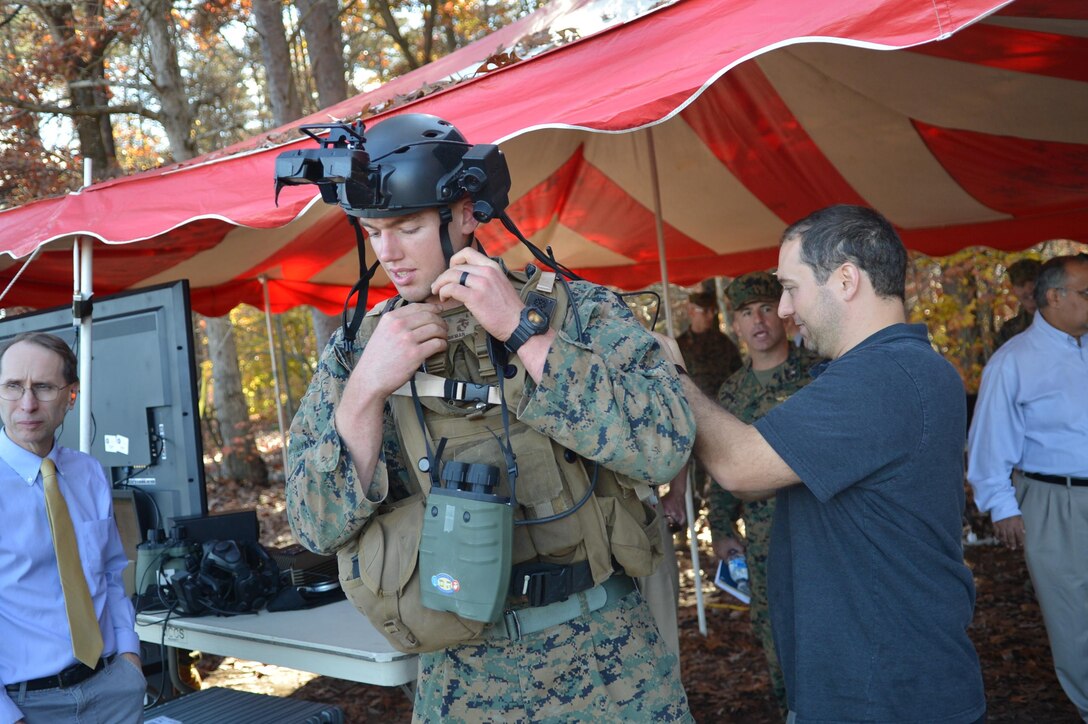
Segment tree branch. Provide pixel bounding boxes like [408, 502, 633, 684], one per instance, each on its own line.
[0, 95, 161, 121]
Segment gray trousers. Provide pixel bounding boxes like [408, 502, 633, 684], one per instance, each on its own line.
[1015, 471, 1088, 720]
[7, 656, 145, 724]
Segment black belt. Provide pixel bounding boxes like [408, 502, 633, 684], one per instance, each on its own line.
[5, 655, 113, 693]
[509, 560, 596, 607]
[1024, 472, 1088, 487]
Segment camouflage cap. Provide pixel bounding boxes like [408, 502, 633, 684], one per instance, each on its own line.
[687, 291, 718, 310]
[726, 271, 782, 310]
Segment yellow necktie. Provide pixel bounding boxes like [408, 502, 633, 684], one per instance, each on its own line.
[40, 457, 104, 669]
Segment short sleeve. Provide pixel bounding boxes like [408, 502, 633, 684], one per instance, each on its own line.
[755, 351, 921, 502]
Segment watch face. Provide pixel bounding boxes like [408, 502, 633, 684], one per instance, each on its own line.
[526, 308, 547, 328]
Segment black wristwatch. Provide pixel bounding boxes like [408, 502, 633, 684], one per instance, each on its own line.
[505, 305, 550, 354]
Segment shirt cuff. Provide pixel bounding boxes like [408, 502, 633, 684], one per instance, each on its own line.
[114, 628, 141, 657]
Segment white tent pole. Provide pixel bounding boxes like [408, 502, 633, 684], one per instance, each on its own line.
[646, 127, 707, 637]
[77, 161, 94, 454]
[259, 276, 290, 476]
[647, 128, 673, 336]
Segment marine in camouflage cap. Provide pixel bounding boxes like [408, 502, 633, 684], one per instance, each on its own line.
[725, 271, 782, 311]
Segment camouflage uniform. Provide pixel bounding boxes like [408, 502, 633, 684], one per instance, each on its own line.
[676, 326, 741, 400]
[708, 273, 822, 716]
[287, 276, 695, 723]
[677, 300, 741, 505]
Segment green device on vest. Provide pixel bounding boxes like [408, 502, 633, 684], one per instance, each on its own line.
[418, 461, 513, 623]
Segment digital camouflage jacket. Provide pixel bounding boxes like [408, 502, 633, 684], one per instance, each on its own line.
[286, 278, 695, 560]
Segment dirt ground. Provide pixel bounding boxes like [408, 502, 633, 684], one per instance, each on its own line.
[189, 479, 1081, 723]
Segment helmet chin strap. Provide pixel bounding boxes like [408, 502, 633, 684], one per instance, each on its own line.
[438, 206, 455, 267]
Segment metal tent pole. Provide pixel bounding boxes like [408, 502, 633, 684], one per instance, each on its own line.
[646, 127, 707, 636]
[259, 276, 290, 476]
[76, 161, 94, 454]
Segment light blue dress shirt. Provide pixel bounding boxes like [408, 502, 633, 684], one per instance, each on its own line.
[0, 429, 139, 723]
[967, 311, 1088, 522]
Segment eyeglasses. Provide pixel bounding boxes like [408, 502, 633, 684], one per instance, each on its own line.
[0, 382, 73, 402]
[1058, 287, 1088, 299]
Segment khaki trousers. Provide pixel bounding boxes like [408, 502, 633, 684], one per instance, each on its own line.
[1015, 471, 1088, 720]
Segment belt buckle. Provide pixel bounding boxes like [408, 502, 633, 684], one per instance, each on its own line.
[520, 565, 573, 607]
[503, 609, 523, 640]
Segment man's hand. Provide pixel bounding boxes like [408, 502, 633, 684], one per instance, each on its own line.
[994, 515, 1026, 550]
[712, 535, 745, 562]
[432, 247, 524, 341]
[660, 466, 688, 527]
[335, 302, 450, 458]
[350, 302, 451, 400]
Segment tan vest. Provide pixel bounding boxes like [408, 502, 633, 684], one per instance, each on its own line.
[369, 267, 663, 586]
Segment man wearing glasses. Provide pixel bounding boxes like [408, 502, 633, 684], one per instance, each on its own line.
[0, 333, 145, 724]
[968, 254, 1088, 719]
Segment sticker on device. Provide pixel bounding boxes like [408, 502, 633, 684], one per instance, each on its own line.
[431, 573, 461, 595]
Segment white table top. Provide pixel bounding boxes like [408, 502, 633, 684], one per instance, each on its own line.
[137, 599, 418, 687]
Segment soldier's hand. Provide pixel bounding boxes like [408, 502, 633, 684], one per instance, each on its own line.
[993, 515, 1026, 550]
[660, 466, 688, 527]
[355, 302, 450, 398]
[712, 536, 745, 562]
[433, 247, 525, 342]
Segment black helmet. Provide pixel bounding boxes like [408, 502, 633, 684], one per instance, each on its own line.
[359, 113, 472, 219]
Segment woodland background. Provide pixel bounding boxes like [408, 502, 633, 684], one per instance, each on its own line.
[2, 2, 1087, 720]
[2, 0, 1086, 484]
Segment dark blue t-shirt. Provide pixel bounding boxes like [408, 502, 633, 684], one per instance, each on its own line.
[755, 324, 985, 723]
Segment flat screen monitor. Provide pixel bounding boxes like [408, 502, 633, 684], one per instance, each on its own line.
[0, 281, 207, 537]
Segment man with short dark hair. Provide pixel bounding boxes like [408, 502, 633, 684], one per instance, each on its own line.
[994, 257, 1042, 349]
[706, 271, 821, 715]
[0, 332, 145, 724]
[659, 205, 986, 723]
[968, 254, 1088, 718]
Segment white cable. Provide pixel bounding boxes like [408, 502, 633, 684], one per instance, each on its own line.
[0, 246, 43, 307]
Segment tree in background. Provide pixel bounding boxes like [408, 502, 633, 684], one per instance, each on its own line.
[2, 0, 540, 486]
[202, 315, 270, 484]
[907, 239, 1088, 395]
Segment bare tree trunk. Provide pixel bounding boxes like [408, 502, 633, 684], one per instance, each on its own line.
[205, 315, 269, 485]
[136, 0, 198, 161]
[34, 2, 122, 181]
[295, 0, 346, 108]
[251, 0, 304, 125]
[310, 307, 340, 352]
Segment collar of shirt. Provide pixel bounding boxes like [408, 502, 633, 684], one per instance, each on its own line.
[809, 323, 928, 379]
[0, 426, 57, 485]
[1029, 309, 1083, 350]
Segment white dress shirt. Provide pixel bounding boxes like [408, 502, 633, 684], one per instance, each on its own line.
[0, 429, 139, 723]
[967, 312, 1088, 522]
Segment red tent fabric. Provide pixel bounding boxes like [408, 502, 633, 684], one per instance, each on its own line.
[1, 0, 1085, 315]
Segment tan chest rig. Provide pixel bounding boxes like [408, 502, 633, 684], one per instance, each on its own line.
[343, 267, 664, 653]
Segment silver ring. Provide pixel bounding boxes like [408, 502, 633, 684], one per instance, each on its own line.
[459, 271, 469, 287]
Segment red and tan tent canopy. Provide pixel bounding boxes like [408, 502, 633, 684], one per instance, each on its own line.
[1, 0, 1085, 316]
